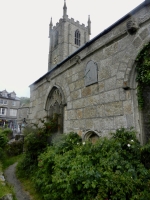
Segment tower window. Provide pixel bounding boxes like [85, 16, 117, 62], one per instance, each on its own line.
[75, 30, 80, 46]
[55, 31, 58, 47]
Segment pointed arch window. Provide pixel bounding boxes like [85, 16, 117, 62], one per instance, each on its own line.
[55, 31, 59, 47]
[45, 86, 66, 135]
[75, 30, 80, 46]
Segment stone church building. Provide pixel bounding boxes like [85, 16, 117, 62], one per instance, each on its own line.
[29, 0, 150, 144]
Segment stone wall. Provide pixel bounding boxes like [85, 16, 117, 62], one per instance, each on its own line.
[29, 1, 150, 144]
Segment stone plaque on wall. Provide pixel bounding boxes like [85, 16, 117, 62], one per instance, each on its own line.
[85, 60, 98, 86]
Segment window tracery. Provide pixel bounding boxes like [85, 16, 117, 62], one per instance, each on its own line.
[75, 29, 80, 46]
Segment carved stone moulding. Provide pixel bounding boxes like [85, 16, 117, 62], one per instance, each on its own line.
[126, 17, 139, 34]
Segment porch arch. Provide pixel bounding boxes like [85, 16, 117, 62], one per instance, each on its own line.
[124, 41, 150, 144]
[45, 85, 66, 134]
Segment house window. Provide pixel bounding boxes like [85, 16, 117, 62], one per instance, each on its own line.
[0, 99, 7, 105]
[10, 109, 17, 116]
[0, 108, 6, 115]
[12, 101, 16, 106]
[4, 100, 7, 105]
[75, 30, 80, 46]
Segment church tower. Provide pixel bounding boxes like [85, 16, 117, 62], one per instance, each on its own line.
[48, 0, 91, 71]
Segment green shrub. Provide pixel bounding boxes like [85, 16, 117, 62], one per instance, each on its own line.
[0, 132, 8, 148]
[0, 132, 8, 159]
[32, 128, 150, 200]
[141, 140, 150, 169]
[6, 140, 24, 156]
[1, 128, 13, 140]
[17, 117, 58, 177]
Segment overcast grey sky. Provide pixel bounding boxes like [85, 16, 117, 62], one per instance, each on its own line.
[0, 0, 144, 97]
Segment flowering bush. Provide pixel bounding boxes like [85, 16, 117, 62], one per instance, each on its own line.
[31, 128, 150, 200]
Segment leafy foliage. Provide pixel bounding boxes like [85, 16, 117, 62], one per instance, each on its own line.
[22, 128, 150, 200]
[0, 130, 9, 159]
[1, 128, 13, 140]
[136, 42, 150, 109]
[17, 116, 58, 176]
[6, 140, 24, 156]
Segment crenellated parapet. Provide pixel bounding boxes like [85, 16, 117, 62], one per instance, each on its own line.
[52, 17, 88, 31]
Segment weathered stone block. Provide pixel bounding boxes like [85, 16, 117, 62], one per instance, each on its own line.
[78, 70, 85, 79]
[114, 115, 127, 129]
[98, 65, 111, 81]
[123, 100, 133, 114]
[98, 81, 105, 93]
[110, 63, 119, 77]
[67, 110, 77, 120]
[72, 73, 78, 82]
[104, 89, 120, 103]
[71, 90, 81, 100]
[73, 99, 84, 109]
[117, 71, 125, 79]
[126, 114, 134, 128]
[104, 76, 117, 91]
[94, 50, 105, 60]
[139, 28, 149, 40]
[133, 37, 142, 49]
[69, 82, 75, 92]
[67, 101, 72, 109]
[116, 79, 124, 88]
[81, 87, 92, 97]
[76, 109, 83, 119]
[73, 119, 85, 129]
[104, 117, 114, 130]
[83, 106, 97, 118]
[119, 88, 126, 101]
[99, 93, 105, 104]
[104, 101, 123, 116]
[93, 118, 105, 131]
[105, 42, 118, 56]
[119, 63, 127, 71]
[87, 95, 100, 106]
[85, 119, 94, 130]
[75, 79, 84, 90]
[97, 104, 105, 117]
[67, 76, 72, 84]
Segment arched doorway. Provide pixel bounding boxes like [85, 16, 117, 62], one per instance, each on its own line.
[84, 131, 100, 144]
[45, 86, 65, 136]
[141, 86, 150, 143]
[135, 42, 150, 143]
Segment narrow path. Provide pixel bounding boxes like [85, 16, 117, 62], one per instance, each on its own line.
[4, 163, 31, 200]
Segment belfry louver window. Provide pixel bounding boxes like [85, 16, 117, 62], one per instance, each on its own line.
[75, 30, 80, 46]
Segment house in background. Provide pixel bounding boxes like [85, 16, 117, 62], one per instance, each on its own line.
[0, 90, 20, 130]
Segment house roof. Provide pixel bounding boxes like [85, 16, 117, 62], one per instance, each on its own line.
[0, 90, 20, 101]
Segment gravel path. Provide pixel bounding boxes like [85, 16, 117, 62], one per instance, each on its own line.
[4, 163, 31, 200]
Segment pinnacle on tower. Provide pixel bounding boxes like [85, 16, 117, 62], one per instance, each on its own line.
[49, 17, 53, 38]
[88, 15, 91, 35]
[63, 0, 67, 18]
[50, 17, 53, 29]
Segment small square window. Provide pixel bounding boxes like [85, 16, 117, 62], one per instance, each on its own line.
[12, 101, 16, 106]
[4, 100, 7, 105]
